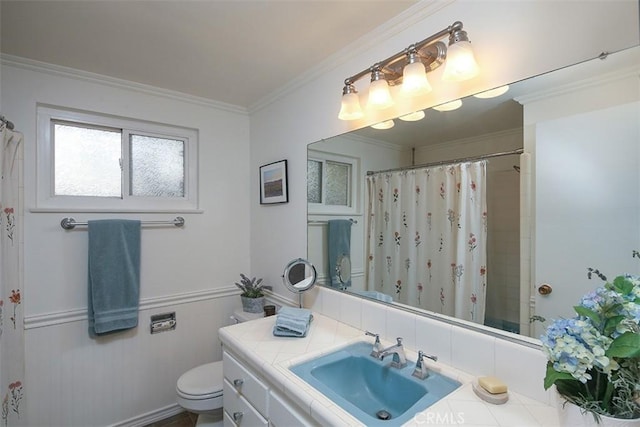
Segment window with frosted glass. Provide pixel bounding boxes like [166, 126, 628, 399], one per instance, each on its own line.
[38, 106, 198, 210]
[307, 158, 351, 207]
[325, 161, 349, 206]
[307, 160, 322, 203]
[53, 122, 122, 197]
[130, 134, 185, 197]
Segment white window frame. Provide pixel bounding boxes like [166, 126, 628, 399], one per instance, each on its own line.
[36, 105, 199, 211]
[307, 149, 359, 215]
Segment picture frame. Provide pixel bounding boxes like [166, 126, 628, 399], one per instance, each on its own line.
[259, 159, 288, 204]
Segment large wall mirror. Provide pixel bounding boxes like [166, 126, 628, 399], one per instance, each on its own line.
[307, 45, 640, 345]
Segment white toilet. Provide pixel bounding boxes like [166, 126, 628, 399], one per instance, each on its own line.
[176, 361, 224, 426]
[176, 309, 261, 426]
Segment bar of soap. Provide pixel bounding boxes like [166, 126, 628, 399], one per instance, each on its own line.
[478, 376, 508, 394]
[473, 381, 509, 405]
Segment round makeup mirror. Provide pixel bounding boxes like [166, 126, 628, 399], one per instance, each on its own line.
[336, 254, 351, 286]
[282, 258, 317, 307]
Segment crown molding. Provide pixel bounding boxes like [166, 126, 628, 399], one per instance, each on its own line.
[515, 65, 640, 105]
[338, 131, 407, 152]
[248, 0, 455, 114]
[414, 128, 523, 155]
[1, 54, 248, 115]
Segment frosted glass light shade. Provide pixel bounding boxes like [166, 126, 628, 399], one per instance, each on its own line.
[473, 85, 510, 99]
[371, 120, 395, 130]
[402, 61, 432, 96]
[367, 79, 394, 110]
[433, 99, 462, 111]
[442, 41, 479, 81]
[399, 111, 425, 121]
[338, 92, 364, 120]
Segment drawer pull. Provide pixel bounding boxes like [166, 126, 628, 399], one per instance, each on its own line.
[233, 378, 244, 387]
[233, 411, 243, 421]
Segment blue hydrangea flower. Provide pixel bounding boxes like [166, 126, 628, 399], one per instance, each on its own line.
[541, 318, 615, 383]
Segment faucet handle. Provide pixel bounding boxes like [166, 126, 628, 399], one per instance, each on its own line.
[365, 331, 383, 357]
[396, 337, 403, 346]
[365, 331, 381, 345]
[417, 350, 438, 364]
[413, 350, 437, 380]
[365, 330, 380, 341]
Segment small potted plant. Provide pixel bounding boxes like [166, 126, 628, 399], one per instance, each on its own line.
[235, 273, 265, 313]
[541, 274, 640, 425]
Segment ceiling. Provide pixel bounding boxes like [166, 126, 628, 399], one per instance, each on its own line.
[0, 0, 417, 110]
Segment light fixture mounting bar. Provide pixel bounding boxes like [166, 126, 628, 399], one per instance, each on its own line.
[342, 21, 465, 86]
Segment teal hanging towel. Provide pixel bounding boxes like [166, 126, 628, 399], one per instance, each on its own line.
[88, 219, 141, 336]
[328, 219, 351, 288]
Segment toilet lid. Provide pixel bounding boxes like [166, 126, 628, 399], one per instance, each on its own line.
[176, 361, 223, 399]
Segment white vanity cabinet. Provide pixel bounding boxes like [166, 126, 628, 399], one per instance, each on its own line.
[223, 351, 268, 426]
[222, 350, 314, 427]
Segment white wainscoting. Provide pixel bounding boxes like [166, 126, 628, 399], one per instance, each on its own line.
[25, 289, 241, 427]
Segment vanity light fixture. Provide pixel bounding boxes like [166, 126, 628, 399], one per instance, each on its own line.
[441, 27, 480, 81]
[367, 68, 395, 110]
[433, 99, 462, 112]
[473, 85, 510, 99]
[338, 84, 364, 120]
[371, 120, 395, 130]
[338, 21, 479, 121]
[399, 111, 426, 122]
[402, 50, 432, 96]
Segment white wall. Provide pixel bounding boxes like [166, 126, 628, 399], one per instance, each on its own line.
[1, 58, 251, 426]
[522, 68, 640, 337]
[249, 0, 639, 298]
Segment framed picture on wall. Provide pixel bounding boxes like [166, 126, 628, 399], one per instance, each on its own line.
[259, 159, 288, 204]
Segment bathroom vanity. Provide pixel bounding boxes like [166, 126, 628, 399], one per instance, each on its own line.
[219, 312, 560, 426]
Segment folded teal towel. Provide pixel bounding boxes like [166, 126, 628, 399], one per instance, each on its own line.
[88, 220, 141, 336]
[273, 307, 313, 338]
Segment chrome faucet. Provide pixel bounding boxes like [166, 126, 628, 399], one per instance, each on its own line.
[365, 331, 383, 358]
[412, 350, 438, 379]
[377, 337, 407, 368]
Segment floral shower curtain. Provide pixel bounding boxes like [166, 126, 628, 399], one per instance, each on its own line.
[365, 161, 487, 324]
[0, 125, 24, 426]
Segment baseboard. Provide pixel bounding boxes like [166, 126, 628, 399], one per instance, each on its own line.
[110, 403, 184, 427]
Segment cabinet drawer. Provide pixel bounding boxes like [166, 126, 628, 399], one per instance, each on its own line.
[223, 379, 268, 427]
[269, 390, 314, 426]
[223, 351, 269, 416]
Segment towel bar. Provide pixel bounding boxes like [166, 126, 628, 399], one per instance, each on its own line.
[307, 218, 357, 225]
[60, 217, 185, 230]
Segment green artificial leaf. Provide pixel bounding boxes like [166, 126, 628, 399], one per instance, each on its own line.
[544, 362, 575, 389]
[574, 305, 601, 325]
[606, 332, 640, 358]
[603, 315, 625, 336]
[612, 276, 633, 295]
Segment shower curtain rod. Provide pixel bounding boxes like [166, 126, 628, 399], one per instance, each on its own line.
[0, 115, 15, 130]
[366, 148, 524, 176]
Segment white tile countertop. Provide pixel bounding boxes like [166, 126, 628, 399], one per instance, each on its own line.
[218, 312, 561, 426]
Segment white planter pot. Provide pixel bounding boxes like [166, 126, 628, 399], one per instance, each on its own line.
[557, 397, 640, 427]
